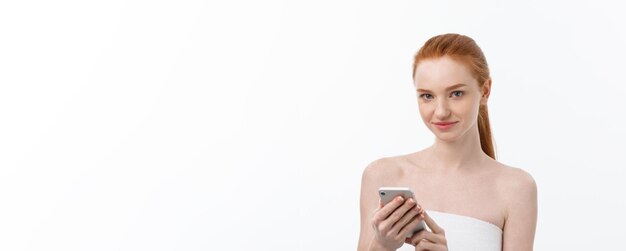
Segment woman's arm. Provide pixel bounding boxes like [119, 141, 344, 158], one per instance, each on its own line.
[357, 158, 409, 251]
[358, 160, 388, 251]
[502, 169, 538, 251]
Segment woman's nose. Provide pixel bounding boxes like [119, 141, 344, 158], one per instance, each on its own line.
[434, 100, 451, 119]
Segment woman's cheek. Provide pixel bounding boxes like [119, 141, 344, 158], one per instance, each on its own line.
[418, 103, 433, 118]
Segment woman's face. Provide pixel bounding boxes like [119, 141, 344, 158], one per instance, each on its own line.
[413, 56, 490, 142]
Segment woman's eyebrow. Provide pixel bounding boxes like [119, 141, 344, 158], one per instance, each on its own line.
[417, 83, 467, 92]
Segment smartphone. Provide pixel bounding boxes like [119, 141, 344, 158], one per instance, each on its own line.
[378, 187, 426, 237]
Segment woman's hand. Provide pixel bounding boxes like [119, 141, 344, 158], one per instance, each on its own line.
[406, 211, 448, 251]
[370, 196, 425, 251]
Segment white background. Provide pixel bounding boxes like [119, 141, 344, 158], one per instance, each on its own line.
[1, 0, 625, 250]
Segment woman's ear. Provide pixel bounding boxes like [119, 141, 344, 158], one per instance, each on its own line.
[480, 79, 492, 106]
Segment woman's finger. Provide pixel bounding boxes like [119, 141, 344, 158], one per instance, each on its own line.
[398, 212, 424, 238]
[423, 211, 445, 235]
[415, 239, 446, 251]
[381, 198, 417, 232]
[390, 203, 420, 235]
[371, 196, 405, 226]
[410, 229, 446, 246]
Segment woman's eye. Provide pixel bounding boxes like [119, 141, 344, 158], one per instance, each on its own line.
[451, 91, 463, 97]
[420, 94, 433, 100]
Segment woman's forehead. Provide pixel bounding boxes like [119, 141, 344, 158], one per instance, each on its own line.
[414, 57, 476, 90]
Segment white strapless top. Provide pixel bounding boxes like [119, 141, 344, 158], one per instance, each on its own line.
[398, 210, 502, 251]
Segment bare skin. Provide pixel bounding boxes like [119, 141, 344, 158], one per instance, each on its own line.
[357, 56, 537, 251]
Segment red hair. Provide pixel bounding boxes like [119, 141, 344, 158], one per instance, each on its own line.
[412, 33, 496, 159]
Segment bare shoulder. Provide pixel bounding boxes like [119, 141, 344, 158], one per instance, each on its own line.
[494, 163, 537, 194]
[359, 155, 409, 208]
[361, 155, 407, 185]
[492, 162, 538, 213]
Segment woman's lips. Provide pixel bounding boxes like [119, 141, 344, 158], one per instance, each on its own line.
[433, 121, 458, 130]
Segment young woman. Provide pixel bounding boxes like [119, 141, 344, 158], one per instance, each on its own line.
[357, 34, 537, 251]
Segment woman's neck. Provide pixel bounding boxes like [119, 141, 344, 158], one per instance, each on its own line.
[425, 126, 489, 171]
